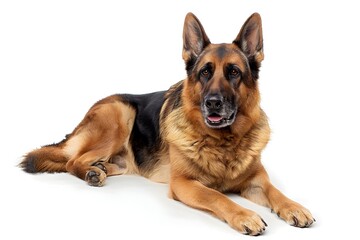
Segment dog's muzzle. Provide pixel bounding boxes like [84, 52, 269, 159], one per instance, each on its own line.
[201, 94, 237, 129]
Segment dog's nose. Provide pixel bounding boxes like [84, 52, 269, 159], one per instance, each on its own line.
[205, 94, 223, 110]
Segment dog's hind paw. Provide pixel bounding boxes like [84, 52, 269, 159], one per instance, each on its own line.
[85, 167, 106, 187]
[93, 162, 107, 174]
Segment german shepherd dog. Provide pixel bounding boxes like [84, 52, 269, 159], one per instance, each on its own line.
[20, 13, 315, 235]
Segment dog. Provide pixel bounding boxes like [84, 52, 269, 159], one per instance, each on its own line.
[20, 12, 315, 235]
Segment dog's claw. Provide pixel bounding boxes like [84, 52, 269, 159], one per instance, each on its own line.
[261, 218, 268, 227]
[292, 216, 299, 227]
[244, 226, 252, 235]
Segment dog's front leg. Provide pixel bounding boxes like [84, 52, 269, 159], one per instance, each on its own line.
[265, 182, 315, 228]
[169, 175, 266, 235]
[168, 144, 267, 236]
[241, 165, 315, 228]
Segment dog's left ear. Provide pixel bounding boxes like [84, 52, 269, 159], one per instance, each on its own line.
[233, 13, 264, 62]
[182, 13, 211, 72]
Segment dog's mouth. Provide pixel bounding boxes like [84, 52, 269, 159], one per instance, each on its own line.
[205, 112, 236, 128]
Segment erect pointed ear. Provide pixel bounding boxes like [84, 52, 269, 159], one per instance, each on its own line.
[182, 13, 211, 69]
[233, 13, 263, 62]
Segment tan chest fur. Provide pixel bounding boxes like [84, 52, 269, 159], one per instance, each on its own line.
[163, 107, 270, 192]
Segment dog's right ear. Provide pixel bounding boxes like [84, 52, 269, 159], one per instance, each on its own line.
[182, 13, 210, 73]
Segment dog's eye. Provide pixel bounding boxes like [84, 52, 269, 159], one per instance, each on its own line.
[230, 69, 240, 78]
[201, 69, 210, 77]
[199, 63, 213, 81]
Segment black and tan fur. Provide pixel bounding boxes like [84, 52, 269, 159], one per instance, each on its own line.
[20, 13, 314, 235]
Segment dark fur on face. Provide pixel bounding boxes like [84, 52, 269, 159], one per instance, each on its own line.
[183, 13, 264, 129]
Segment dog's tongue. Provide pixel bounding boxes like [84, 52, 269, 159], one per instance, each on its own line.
[207, 115, 223, 122]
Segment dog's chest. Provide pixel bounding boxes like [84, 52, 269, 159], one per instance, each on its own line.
[185, 136, 255, 187]
[163, 108, 268, 190]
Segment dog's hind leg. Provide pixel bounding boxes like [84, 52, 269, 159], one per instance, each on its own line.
[95, 150, 138, 177]
[64, 96, 137, 186]
[93, 161, 125, 176]
[66, 149, 111, 186]
[83, 154, 135, 186]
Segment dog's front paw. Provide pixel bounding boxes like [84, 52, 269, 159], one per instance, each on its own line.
[227, 210, 267, 236]
[85, 167, 106, 187]
[275, 202, 315, 228]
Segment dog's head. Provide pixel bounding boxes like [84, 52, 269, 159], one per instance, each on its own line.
[182, 13, 263, 129]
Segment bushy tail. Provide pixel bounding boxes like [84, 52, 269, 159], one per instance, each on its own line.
[20, 141, 69, 173]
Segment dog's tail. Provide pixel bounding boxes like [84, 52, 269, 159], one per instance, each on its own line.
[20, 138, 70, 173]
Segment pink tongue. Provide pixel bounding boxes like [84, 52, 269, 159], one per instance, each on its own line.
[207, 116, 223, 122]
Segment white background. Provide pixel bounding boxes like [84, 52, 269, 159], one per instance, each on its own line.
[1, 0, 359, 239]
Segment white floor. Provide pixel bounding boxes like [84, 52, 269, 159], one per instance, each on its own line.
[1, 1, 360, 239]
